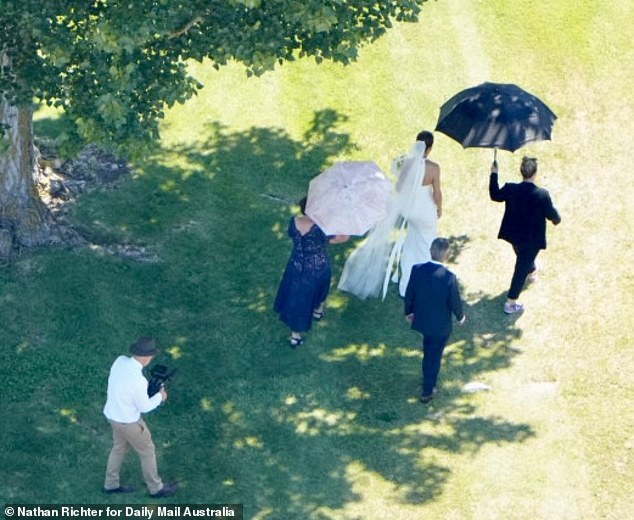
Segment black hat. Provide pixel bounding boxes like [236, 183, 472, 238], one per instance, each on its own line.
[129, 336, 159, 356]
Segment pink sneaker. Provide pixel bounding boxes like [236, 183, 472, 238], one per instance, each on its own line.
[504, 302, 524, 314]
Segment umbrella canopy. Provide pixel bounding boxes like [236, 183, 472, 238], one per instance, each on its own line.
[305, 161, 392, 236]
[435, 82, 557, 152]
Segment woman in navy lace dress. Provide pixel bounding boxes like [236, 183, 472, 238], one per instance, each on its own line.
[274, 198, 348, 347]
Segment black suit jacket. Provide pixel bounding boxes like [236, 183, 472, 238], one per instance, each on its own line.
[404, 262, 464, 338]
[489, 172, 561, 249]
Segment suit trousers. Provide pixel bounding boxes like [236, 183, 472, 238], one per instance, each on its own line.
[104, 418, 163, 494]
[508, 244, 540, 300]
[422, 334, 449, 396]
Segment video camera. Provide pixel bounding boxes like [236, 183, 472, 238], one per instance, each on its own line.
[147, 364, 178, 397]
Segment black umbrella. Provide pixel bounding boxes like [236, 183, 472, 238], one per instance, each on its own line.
[435, 82, 557, 156]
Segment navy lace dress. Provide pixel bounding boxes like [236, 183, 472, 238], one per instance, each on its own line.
[274, 218, 332, 333]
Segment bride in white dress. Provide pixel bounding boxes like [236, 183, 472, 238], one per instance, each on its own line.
[338, 131, 442, 299]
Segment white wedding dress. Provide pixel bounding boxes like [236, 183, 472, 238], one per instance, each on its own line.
[338, 141, 438, 299]
[395, 183, 437, 296]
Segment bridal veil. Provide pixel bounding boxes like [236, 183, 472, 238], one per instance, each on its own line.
[338, 141, 428, 299]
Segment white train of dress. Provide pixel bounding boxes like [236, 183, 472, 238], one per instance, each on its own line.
[338, 141, 438, 299]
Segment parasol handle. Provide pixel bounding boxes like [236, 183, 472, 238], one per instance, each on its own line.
[494, 148, 498, 162]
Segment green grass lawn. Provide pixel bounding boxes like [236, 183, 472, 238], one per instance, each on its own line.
[2, 1, 633, 519]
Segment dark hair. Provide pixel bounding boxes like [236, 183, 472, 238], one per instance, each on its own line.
[129, 336, 159, 356]
[416, 130, 434, 150]
[520, 156, 538, 179]
[430, 237, 450, 261]
[298, 197, 307, 215]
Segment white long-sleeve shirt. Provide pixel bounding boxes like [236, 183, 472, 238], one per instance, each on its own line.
[103, 356, 162, 423]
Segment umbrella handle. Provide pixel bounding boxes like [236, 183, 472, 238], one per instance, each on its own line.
[494, 148, 498, 162]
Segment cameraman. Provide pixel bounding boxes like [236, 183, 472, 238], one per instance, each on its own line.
[103, 336, 177, 497]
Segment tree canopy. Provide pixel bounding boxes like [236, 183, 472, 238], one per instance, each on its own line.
[1, 0, 426, 153]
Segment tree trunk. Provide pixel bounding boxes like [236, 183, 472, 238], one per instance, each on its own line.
[0, 95, 56, 257]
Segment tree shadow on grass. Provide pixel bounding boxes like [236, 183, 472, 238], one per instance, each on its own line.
[129, 119, 533, 517]
[446, 234, 470, 264]
[5, 113, 535, 517]
[186, 284, 533, 516]
[267, 287, 531, 515]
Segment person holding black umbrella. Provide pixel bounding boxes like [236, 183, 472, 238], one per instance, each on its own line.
[489, 156, 561, 314]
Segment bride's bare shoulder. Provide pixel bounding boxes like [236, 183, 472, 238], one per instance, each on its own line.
[426, 159, 440, 170]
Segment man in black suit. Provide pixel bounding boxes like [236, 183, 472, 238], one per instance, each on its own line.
[489, 156, 561, 314]
[405, 238, 465, 403]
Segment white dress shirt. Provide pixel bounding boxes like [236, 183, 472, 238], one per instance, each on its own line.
[103, 356, 162, 423]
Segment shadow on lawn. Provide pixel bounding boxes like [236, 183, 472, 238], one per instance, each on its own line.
[13, 112, 534, 515]
[182, 287, 532, 518]
[136, 117, 534, 517]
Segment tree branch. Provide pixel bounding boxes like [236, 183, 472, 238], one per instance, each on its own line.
[168, 16, 204, 39]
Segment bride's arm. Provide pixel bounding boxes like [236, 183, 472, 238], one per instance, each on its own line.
[432, 166, 443, 217]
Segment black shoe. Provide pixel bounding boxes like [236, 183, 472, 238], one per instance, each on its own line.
[312, 310, 325, 321]
[289, 336, 304, 348]
[150, 482, 178, 498]
[103, 485, 135, 494]
[420, 388, 438, 404]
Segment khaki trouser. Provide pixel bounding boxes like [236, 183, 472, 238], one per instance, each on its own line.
[104, 418, 163, 494]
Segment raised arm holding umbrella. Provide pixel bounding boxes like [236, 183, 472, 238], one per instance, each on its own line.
[488, 156, 561, 314]
[435, 82, 560, 314]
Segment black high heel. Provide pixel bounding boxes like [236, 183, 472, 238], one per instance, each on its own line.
[289, 336, 304, 348]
